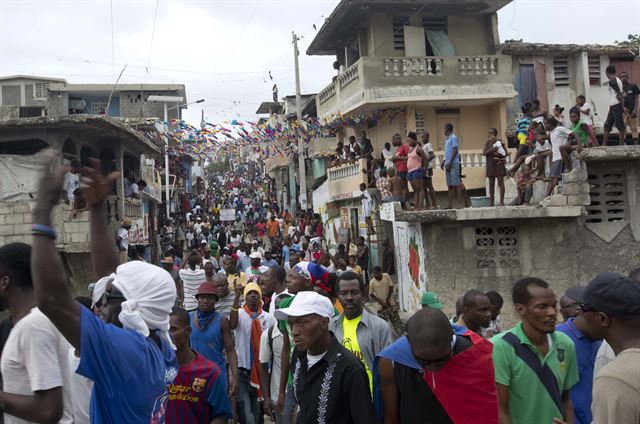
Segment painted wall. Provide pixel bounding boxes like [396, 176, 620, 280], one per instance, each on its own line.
[392, 221, 428, 313]
[448, 15, 492, 56]
[366, 13, 396, 57]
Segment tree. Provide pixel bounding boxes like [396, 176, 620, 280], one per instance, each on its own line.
[615, 34, 640, 48]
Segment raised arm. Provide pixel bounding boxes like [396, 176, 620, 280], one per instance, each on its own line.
[31, 150, 81, 348]
[83, 158, 121, 277]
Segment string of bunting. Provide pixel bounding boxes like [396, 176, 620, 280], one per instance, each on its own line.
[137, 107, 402, 161]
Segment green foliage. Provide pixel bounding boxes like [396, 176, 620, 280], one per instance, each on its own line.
[207, 159, 230, 173]
[615, 34, 640, 47]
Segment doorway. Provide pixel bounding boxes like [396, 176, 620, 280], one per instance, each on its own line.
[435, 113, 461, 150]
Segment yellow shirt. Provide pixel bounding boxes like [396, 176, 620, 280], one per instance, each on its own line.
[342, 315, 373, 392]
[226, 272, 247, 290]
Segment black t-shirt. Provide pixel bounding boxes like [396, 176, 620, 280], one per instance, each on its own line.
[394, 335, 473, 424]
[623, 82, 640, 111]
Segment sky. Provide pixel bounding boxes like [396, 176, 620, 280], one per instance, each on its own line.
[0, 0, 639, 124]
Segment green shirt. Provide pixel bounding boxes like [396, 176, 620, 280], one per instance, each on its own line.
[491, 322, 579, 424]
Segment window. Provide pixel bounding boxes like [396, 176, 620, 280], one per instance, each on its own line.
[422, 17, 448, 33]
[586, 166, 628, 224]
[474, 226, 520, 269]
[90, 99, 109, 114]
[34, 81, 50, 99]
[553, 56, 570, 86]
[588, 55, 601, 86]
[392, 17, 407, 51]
[19, 106, 43, 118]
[415, 112, 425, 136]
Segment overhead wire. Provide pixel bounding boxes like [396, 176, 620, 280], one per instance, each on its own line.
[146, 0, 160, 74]
[220, 0, 261, 72]
[110, 0, 115, 77]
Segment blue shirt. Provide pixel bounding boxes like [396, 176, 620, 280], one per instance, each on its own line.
[78, 306, 178, 424]
[282, 245, 290, 264]
[444, 134, 460, 165]
[189, 311, 227, 381]
[556, 318, 601, 424]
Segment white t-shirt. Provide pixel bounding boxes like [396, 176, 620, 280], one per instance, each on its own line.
[63, 172, 80, 202]
[382, 148, 394, 169]
[67, 348, 92, 424]
[580, 102, 594, 126]
[550, 126, 573, 162]
[178, 268, 206, 310]
[361, 190, 372, 217]
[424, 142, 435, 169]
[307, 351, 327, 370]
[116, 227, 129, 250]
[493, 140, 506, 157]
[235, 309, 275, 370]
[608, 77, 624, 106]
[259, 325, 284, 399]
[1, 308, 73, 424]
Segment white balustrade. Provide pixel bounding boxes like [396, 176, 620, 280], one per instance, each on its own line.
[433, 150, 511, 169]
[319, 82, 336, 104]
[383, 58, 444, 77]
[338, 64, 360, 89]
[458, 56, 498, 76]
[328, 161, 362, 182]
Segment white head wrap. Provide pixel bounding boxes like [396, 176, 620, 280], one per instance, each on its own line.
[92, 261, 177, 349]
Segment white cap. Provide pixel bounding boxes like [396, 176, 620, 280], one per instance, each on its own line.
[249, 251, 263, 260]
[273, 291, 334, 320]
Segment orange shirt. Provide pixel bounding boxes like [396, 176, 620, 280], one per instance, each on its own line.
[267, 220, 280, 237]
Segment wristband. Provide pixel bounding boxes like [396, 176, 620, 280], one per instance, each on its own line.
[32, 224, 57, 240]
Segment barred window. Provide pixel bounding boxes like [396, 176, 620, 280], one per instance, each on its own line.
[475, 226, 519, 269]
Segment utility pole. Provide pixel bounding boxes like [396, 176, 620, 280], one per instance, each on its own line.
[292, 31, 307, 214]
[163, 104, 171, 219]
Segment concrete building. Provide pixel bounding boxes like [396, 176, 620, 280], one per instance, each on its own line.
[501, 41, 640, 138]
[0, 114, 163, 288]
[0, 75, 187, 121]
[381, 146, 640, 325]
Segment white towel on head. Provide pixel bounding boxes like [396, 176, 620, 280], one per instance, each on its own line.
[91, 261, 177, 349]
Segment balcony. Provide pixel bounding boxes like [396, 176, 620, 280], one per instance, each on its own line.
[327, 159, 368, 201]
[317, 55, 515, 118]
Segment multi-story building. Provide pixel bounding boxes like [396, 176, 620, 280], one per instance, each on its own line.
[0, 74, 191, 288]
[0, 75, 187, 120]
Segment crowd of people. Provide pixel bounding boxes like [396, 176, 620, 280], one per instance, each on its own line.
[328, 65, 639, 210]
[0, 63, 637, 424]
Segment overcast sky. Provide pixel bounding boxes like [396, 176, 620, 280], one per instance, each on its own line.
[1, 0, 638, 124]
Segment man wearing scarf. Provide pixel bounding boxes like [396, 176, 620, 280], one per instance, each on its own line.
[189, 281, 238, 398]
[230, 282, 276, 424]
[373, 308, 498, 424]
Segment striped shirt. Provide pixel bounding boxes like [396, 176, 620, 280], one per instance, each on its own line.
[376, 177, 392, 199]
[165, 352, 232, 424]
[179, 268, 206, 311]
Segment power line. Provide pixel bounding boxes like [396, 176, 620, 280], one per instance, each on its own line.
[220, 0, 261, 72]
[110, 0, 115, 77]
[146, 0, 160, 73]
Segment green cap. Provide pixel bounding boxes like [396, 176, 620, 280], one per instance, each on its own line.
[421, 291, 443, 309]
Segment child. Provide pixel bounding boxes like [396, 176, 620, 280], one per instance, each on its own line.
[382, 142, 394, 169]
[552, 105, 567, 127]
[545, 116, 574, 196]
[359, 183, 375, 234]
[516, 163, 538, 205]
[569, 106, 597, 147]
[531, 126, 552, 177]
[516, 103, 532, 147]
[576, 95, 595, 136]
[387, 168, 406, 208]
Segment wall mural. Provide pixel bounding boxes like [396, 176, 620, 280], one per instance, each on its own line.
[393, 222, 427, 313]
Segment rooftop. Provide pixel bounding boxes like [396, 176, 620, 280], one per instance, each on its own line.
[0, 114, 161, 154]
[256, 101, 284, 115]
[500, 40, 637, 58]
[0, 74, 67, 83]
[307, 0, 512, 55]
[393, 205, 585, 223]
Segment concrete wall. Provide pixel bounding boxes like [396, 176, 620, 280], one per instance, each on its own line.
[366, 13, 396, 57]
[119, 91, 180, 120]
[448, 15, 492, 56]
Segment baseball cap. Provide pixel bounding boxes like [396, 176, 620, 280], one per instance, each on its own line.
[273, 291, 334, 320]
[195, 282, 219, 300]
[291, 261, 312, 280]
[421, 291, 443, 309]
[249, 251, 263, 260]
[582, 272, 640, 320]
[565, 286, 586, 302]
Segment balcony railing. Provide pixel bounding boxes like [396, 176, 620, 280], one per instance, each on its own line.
[327, 159, 368, 200]
[319, 81, 336, 105]
[317, 54, 512, 117]
[124, 197, 143, 219]
[433, 149, 512, 169]
[383, 57, 444, 77]
[338, 63, 360, 89]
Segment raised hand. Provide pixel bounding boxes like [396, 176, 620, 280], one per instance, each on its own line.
[35, 149, 67, 213]
[81, 158, 120, 207]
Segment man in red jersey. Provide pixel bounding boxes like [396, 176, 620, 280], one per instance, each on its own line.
[166, 307, 232, 424]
